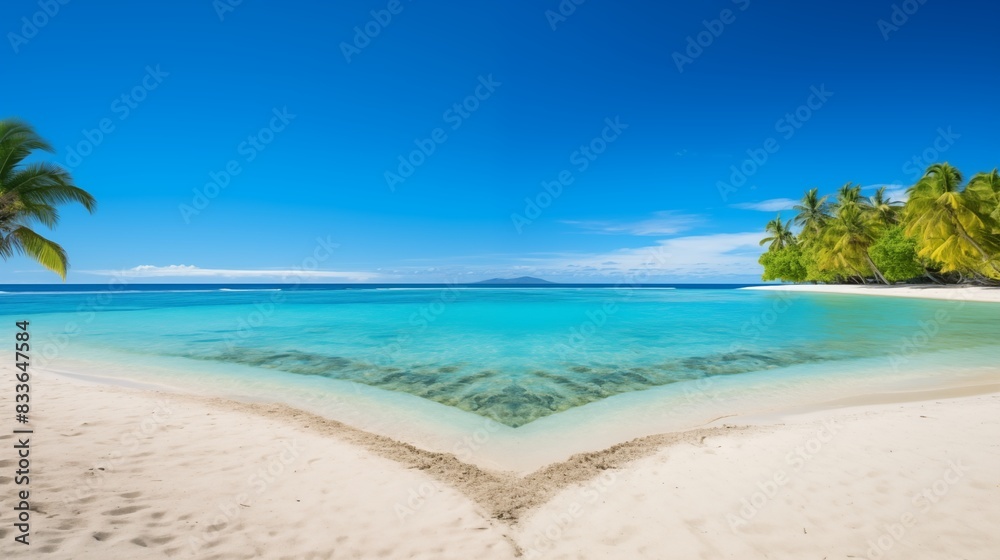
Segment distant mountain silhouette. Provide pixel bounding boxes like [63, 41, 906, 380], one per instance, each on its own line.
[473, 276, 556, 285]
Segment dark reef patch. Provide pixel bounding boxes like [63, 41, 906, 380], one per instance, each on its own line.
[178, 347, 835, 427]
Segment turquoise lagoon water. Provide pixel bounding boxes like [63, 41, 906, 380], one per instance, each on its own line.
[3, 285, 999, 430]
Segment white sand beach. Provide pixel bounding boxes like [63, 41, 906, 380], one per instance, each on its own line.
[3, 371, 999, 559]
[743, 283, 1000, 303]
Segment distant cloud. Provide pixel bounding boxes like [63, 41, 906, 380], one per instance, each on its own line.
[84, 265, 381, 282]
[353, 231, 767, 282]
[75, 230, 768, 284]
[730, 198, 798, 212]
[530, 231, 765, 279]
[561, 211, 701, 236]
[865, 184, 909, 203]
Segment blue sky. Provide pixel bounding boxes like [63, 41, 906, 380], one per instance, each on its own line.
[3, 0, 998, 283]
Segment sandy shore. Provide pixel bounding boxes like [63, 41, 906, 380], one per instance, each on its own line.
[2, 373, 999, 559]
[743, 283, 1000, 303]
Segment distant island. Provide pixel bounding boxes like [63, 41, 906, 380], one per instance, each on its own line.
[473, 276, 556, 285]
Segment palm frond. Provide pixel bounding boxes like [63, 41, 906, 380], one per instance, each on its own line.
[6, 226, 68, 279]
[5, 163, 97, 212]
[0, 118, 96, 279]
[0, 119, 55, 182]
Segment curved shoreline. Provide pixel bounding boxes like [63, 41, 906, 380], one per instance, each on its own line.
[43, 367, 1000, 521]
[742, 283, 1000, 302]
[43, 349, 1000, 474]
[8, 369, 1000, 558]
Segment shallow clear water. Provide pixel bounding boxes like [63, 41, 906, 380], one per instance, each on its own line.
[4, 286, 999, 428]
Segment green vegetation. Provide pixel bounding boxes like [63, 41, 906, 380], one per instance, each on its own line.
[0, 119, 96, 279]
[869, 226, 924, 282]
[758, 163, 1000, 285]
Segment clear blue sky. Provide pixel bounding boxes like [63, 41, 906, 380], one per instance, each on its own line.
[3, 0, 998, 283]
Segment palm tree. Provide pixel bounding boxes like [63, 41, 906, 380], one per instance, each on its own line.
[968, 169, 1000, 223]
[0, 119, 96, 279]
[792, 187, 829, 240]
[904, 163, 1000, 277]
[759, 214, 796, 252]
[819, 204, 888, 284]
[834, 183, 866, 211]
[867, 186, 904, 226]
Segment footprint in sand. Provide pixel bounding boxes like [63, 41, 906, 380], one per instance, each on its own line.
[92, 532, 111, 541]
[104, 505, 149, 516]
[120, 491, 142, 499]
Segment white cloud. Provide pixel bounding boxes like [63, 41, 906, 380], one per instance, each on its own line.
[729, 198, 798, 212]
[561, 211, 701, 236]
[528, 231, 764, 279]
[334, 231, 766, 282]
[75, 231, 768, 284]
[84, 265, 381, 282]
[865, 184, 909, 203]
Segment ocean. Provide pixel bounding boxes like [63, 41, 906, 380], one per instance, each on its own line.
[4, 284, 998, 470]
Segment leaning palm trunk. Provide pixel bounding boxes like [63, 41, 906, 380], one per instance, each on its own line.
[864, 253, 889, 284]
[946, 207, 1000, 276]
[923, 269, 945, 285]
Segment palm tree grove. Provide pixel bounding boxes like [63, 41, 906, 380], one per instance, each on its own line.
[0, 118, 97, 279]
[759, 163, 1000, 285]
